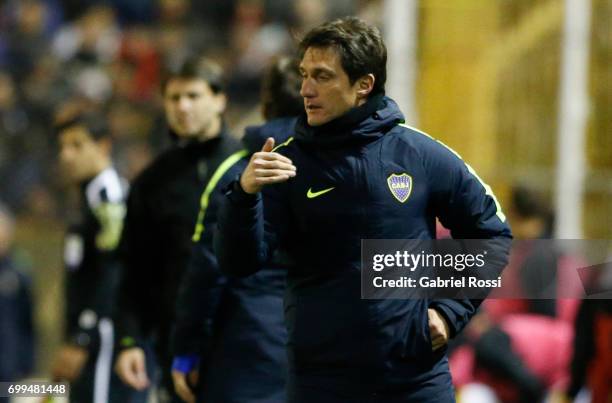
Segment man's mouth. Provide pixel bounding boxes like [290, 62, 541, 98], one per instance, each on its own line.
[306, 105, 322, 112]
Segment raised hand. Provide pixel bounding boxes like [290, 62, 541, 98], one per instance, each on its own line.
[239, 137, 297, 194]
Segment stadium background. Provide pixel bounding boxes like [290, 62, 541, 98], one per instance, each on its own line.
[0, 0, 610, 400]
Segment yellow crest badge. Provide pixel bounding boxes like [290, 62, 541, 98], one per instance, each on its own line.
[387, 173, 413, 203]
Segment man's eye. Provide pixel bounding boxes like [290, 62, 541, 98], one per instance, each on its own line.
[188, 92, 200, 99]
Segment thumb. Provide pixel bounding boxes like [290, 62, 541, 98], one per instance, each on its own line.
[261, 137, 275, 152]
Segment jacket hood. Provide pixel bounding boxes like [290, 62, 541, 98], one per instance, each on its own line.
[242, 117, 298, 153]
[294, 95, 405, 149]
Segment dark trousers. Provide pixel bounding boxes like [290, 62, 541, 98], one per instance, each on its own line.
[71, 319, 149, 403]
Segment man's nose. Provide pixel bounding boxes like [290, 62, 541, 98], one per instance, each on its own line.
[300, 79, 315, 98]
[177, 96, 191, 111]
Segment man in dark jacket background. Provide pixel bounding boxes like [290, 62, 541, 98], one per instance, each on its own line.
[114, 57, 239, 403]
[170, 55, 303, 403]
[217, 17, 512, 403]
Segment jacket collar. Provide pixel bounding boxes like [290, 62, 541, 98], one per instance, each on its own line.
[177, 126, 228, 159]
[243, 117, 297, 153]
[294, 95, 404, 149]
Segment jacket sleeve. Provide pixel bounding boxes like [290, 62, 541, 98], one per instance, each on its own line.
[65, 197, 126, 349]
[215, 170, 292, 278]
[416, 134, 512, 337]
[170, 159, 247, 357]
[171, 241, 225, 356]
[114, 179, 158, 349]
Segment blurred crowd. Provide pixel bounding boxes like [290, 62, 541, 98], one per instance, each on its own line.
[0, 0, 374, 220]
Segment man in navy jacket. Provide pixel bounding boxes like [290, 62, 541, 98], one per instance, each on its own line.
[216, 17, 512, 403]
[170, 56, 303, 403]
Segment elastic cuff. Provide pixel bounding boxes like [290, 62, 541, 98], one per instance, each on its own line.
[226, 179, 258, 206]
[172, 355, 200, 374]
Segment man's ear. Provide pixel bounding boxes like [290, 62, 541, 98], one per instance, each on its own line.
[357, 74, 375, 98]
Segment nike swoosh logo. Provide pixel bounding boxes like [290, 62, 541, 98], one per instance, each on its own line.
[307, 187, 335, 199]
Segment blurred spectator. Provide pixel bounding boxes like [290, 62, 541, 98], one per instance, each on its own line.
[485, 185, 558, 319]
[566, 297, 612, 403]
[115, 25, 160, 102]
[0, 0, 361, 221]
[154, 0, 238, 74]
[507, 184, 553, 239]
[356, 0, 383, 27]
[0, 70, 51, 214]
[291, 0, 328, 33]
[224, 0, 356, 106]
[486, 185, 582, 322]
[226, 0, 289, 105]
[51, 111, 145, 402]
[450, 311, 572, 403]
[0, 202, 35, 399]
[52, 4, 120, 64]
[450, 186, 580, 402]
[0, 0, 60, 79]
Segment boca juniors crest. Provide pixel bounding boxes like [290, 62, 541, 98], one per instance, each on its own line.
[387, 173, 413, 203]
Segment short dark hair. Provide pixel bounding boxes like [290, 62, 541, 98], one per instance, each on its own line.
[261, 56, 303, 120]
[161, 57, 225, 94]
[510, 185, 555, 235]
[299, 16, 387, 96]
[511, 185, 550, 220]
[55, 112, 110, 141]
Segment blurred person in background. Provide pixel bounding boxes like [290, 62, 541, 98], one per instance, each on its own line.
[0, 70, 52, 215]
[564, 297, 612, 403]
[0, 202, 35, 403]
[450, 186, 580, 402]
[450, 310, 570, 403]
[485, 185, 579, 322]
[51, 112, 142, 402]
[1, 0, 59, 80]
[51, 4, 120, 66]
[170, 55, 303, 403]
[114, 57, 239, 403]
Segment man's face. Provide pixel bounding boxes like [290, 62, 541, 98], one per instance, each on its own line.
[164, 78, 225, 139]
[299, 46, 362, 126]
[58, 125, 107, 183]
